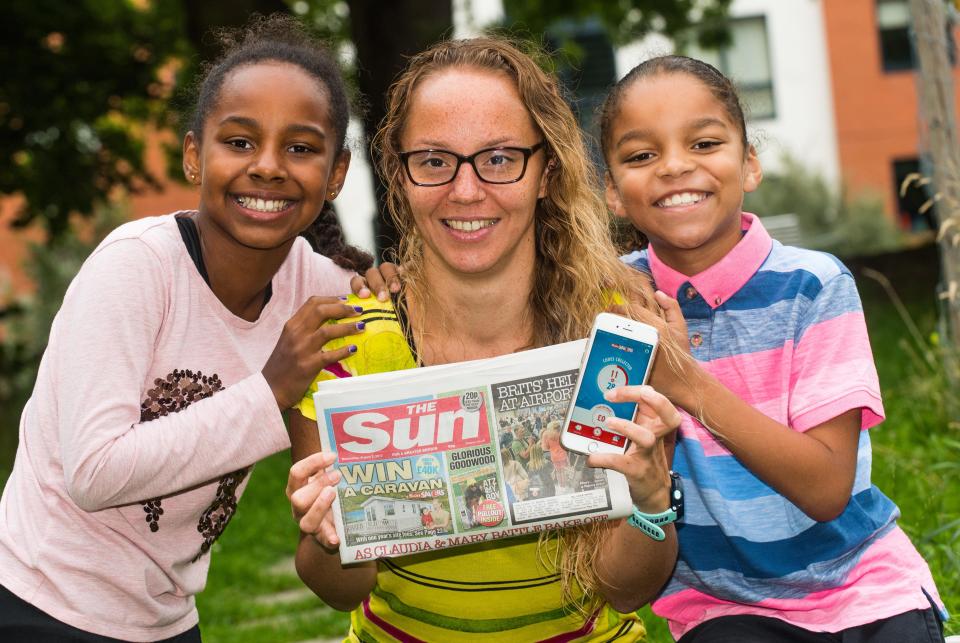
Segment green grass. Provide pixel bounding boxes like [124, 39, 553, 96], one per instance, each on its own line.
[195, 450, 352, 642]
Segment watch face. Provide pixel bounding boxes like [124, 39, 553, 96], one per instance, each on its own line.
[670, 472, 684, 521]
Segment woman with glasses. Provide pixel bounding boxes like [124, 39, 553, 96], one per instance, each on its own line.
[284, 37, 688, 642]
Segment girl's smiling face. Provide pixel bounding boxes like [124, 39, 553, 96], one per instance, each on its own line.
[183, 61, 348, 255]
[399, 67, 549, 278]
[605, 73, 762, 275]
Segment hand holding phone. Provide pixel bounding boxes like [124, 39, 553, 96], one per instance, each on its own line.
[561, 313, 659, 456]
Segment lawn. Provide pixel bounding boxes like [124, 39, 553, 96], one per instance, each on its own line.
[193, 244, 958, 642]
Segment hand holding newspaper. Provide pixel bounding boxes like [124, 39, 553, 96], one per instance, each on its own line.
[313, 340, 634, 564]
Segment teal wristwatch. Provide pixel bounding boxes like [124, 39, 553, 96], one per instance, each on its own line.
[627, 471, 684, 541]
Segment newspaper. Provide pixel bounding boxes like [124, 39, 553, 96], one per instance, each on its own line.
[313, 340, 633, 564]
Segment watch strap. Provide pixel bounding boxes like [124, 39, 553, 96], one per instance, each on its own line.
[626, 471, 683, 541]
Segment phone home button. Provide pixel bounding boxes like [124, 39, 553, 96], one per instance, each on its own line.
[587, 442, 599, 453]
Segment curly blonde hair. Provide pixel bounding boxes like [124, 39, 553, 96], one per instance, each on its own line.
[372, 36, 686, 614]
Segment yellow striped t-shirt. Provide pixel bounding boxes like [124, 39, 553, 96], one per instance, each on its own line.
[296, 296, 645, 642]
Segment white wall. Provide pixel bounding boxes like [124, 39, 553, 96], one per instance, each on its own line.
[734, 0, 839, 183]
[335, 117, 377, 255]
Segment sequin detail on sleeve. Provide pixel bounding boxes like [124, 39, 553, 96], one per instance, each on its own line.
[138, 369, 225, 532]
[192, 466, 250, 562]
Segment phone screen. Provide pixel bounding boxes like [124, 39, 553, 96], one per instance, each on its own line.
[566, 329, 655, 447]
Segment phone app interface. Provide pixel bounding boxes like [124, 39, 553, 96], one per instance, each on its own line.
[567, 329, 653, 446]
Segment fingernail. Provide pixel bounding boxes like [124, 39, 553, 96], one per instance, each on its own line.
[338, 295, 348, 300]
[353, 305, 363, 313]
[348, 344, 357, 354]
[320, 487, 336, 502]
[358, 287, 370, 298]
[355, 321, 365, 330]
[390, 282, 401, 292]
[377, 290, 388, 302]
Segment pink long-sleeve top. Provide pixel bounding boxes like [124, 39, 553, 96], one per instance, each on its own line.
[0, 213, 353, 641]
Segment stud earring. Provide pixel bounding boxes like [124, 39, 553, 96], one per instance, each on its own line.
[329, 191, 337, 198]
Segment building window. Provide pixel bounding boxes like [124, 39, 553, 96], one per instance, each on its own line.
[877, 0, 956, 71]
[878, 0, 915, 70]
[892, 158, 937, 231]
[686, 16, 776, 120]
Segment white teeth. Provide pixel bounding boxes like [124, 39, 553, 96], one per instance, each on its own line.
[657, 192, 706, 207]
[236, 196, 291, 212]
[445, 219, 496, 232]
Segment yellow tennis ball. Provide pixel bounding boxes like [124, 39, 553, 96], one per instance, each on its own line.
[323, 294, 415, 376]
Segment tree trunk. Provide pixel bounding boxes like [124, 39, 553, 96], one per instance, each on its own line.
[909, 0, 960, 413]
[346, 0, 453, 261]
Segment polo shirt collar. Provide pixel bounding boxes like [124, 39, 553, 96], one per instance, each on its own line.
[647, 212, 772, 309]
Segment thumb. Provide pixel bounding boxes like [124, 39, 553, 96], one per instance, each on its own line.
[655, 290, 686, 329]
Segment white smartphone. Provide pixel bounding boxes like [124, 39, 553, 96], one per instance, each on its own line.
[560, 313, 659, 456]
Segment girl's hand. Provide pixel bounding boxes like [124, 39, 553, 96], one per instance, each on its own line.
[287, 451, 342, 548]
[648, 290, 694, 402]
[654, 290, 688, 347]
[262, 297, 363, 410]
[350, 263, 402, 302]
[586, 385, 682, 513]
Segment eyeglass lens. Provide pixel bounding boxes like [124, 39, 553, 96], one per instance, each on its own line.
[406, 148, 528, 185]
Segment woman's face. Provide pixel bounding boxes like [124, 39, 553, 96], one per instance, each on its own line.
[399, 68, 549, 277]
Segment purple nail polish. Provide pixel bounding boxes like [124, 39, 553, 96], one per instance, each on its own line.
[356, 321, 366, 330]
[348, 344, 358, 353]
[338, 295, 348, 300]
[353, 306, 363, 313]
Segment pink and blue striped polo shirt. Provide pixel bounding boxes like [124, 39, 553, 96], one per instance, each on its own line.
[623, 213, 945, 638]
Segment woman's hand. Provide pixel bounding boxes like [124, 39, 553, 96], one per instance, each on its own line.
[262, 297, 363, 410]
[350, 263, 402, 302]
[287, 451, 343, 548]
[586, 385, 682, 513]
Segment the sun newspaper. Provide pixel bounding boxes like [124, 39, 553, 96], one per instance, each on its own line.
[312, 340, 634, 564]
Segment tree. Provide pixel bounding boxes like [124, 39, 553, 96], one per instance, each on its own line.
[0, 0, 187, 239]
[501, 0, 732, 48]
[908, 0, 960, 408]
[345, 0, 454, 259]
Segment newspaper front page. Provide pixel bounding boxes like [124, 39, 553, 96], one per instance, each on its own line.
[313, 340, 633, 564]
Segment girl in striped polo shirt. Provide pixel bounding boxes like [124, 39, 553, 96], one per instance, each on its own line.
[600, 55, 945, 642]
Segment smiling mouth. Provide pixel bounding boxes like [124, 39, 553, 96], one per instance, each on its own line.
[443, 219, 498, 232]
[235, 196, 293, 213]
[655, 191, 709, 208]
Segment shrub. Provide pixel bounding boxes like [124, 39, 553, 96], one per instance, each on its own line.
[744, 154, 904, 256]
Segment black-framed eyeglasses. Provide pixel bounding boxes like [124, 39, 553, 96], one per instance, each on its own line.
[399, 142, 545, 186]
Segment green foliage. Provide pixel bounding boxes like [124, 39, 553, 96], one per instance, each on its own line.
[856, 262, 959, 634]
[0, 204, 126, 485]
[500, 0, 733, 48]
[744, 154, 905, 257]
[1, 0, 188, 238]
